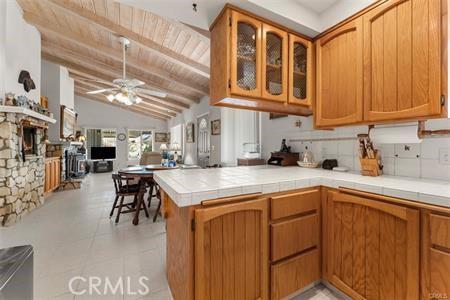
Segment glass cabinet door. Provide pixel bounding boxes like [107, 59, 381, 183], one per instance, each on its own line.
[288, 34, 313, 106]
[262, 24, 288, 102]
[230, 11, 262, 98]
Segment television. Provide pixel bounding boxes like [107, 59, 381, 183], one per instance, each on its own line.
[90, 147, 116, 160]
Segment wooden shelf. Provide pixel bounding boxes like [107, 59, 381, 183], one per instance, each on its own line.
[293, 70, 306, 76]
[0, 106, 56, 123]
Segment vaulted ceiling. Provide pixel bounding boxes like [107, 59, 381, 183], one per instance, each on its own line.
[17, 0, 211, 121]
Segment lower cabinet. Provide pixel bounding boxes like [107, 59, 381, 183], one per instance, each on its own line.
[271, 248, 320, 299]
[44, 157, 60, 194]
[327, 190, 420, 299]
[270, 188, 321, 299]
[194, 197, 269, 300]
[421, 211, 450, 300]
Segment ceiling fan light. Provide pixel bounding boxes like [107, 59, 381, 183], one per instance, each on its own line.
[106, 94, 115, 102]
[135, 97, 142, 104]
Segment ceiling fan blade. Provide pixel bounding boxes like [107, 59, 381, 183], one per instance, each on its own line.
[135, 88, 167, 98]
[127, 79, 146, 87]
[86, 88, 117, 94]
[75, 77, 118, 87]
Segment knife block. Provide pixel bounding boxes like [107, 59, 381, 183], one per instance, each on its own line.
[359, 151, 382, 177]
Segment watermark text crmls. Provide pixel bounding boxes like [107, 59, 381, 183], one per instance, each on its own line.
[68, 276, 150, 296]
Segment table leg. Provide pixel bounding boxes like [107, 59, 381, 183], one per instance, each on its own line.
[132, 180, 146, 225]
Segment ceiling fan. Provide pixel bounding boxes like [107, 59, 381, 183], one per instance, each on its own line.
[86, 36, 167, 105]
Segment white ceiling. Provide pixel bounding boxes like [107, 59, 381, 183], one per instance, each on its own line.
[116, 0, 376, 37]
[294, 0, 339, 14]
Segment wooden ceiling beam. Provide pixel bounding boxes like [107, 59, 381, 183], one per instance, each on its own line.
[23, 12, 208, 96]
[42, 42, 198, 105]
[42, 52, 190, 110]
[73, 77, 181, 117]
[75, 87, 169, 121]
[46, 0, 210, 78]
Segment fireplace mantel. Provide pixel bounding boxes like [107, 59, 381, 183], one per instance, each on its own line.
[0, 105, 56, 123]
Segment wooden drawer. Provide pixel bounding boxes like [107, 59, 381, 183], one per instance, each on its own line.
[430, 248, 450, 297]
[271, 248, 320, 300]
[271, 213, 319, 261]
[271, 189, 320, 220]
[430, 214, 450, 249]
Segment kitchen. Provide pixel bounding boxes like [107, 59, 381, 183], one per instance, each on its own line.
[154, 0, 450, 299]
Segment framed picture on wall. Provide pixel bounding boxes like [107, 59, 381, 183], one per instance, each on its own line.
[186, 122, 195, 143]
[211, 119, 221, 135]
[154, 132, 169, 143]
[60, 105, 78, 140]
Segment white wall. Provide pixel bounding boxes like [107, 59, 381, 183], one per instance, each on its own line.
[260, 114, 450, 181]
[59, 67, 74, 109]
[0, 1, 5, 99]
[41, 60, 75, 141]
[75, 95, 168, 170]
[168, 96, 222, 165]
[1, 0, 41, 102]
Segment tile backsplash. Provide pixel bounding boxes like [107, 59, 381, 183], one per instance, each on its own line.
[261, 114, 450, 182]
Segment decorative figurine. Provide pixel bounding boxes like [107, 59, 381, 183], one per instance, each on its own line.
[280, 139, 291, 153]
[4, 93, 15, 106]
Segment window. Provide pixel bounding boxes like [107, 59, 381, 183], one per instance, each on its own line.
[128, 130, 153, 159]
[85, 128, 117, 159]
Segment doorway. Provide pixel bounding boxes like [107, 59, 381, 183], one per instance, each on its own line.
[197, 114, 210, 168]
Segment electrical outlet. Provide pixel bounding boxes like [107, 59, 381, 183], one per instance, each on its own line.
[439, 148, 450, 165]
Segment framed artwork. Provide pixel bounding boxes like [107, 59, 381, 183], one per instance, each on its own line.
[186, 122, 195, 143]
[154, 132, 169, 143]
[60, 105, 78, 139]
[211, 119, 221, 135]
[269, 113, 288, 120]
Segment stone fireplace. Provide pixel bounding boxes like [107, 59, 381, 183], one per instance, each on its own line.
[0, 111, 49, 226]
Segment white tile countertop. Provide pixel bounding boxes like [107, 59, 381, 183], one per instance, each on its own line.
[153, 165, 450, 208]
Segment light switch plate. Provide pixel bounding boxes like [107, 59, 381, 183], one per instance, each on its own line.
[439, 148, 450, 165]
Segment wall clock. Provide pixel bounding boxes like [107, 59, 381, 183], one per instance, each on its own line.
[117, 133, 126, 141]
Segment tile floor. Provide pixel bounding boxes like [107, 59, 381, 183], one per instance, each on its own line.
[0, 173, 342, 300]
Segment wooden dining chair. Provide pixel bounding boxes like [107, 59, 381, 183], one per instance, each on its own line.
[148, 183, 162, 222]
[111, 173, 149, 223]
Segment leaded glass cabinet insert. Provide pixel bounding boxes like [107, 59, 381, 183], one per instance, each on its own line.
[262, 24, 287, 102]
[293, 42, 307, 100]
[231, 11, 262, 98]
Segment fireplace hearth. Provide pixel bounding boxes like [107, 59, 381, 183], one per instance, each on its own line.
[22, 126, 37, 156]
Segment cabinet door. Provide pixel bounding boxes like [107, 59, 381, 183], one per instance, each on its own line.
[327, 190, 419, 300]
[230, 11, 262, 98]
[363, 0, 442, 122]
[262, 24, 288, 102]
[288, 34, 313, 106]
[421, 212, 450, 300]
[44, 160, 51, 193]
[316, 18, 364, 127]
[195, 198, 269, 300]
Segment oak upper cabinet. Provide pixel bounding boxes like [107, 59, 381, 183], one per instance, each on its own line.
[210, 5, 313, 116]
[230, 10, 262, 98]
[194, 197, 269, 300]
[315, 18, 364, 127]
[363, 0, 444, 122]
[262, 24, 288, 102]
[289, 34, 314, 106]
[327, 190, 420, 299]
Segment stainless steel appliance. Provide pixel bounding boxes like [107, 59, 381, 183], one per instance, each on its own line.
[0, 245, 33, 300]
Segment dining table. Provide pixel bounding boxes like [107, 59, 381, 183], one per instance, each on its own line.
[118, 164, 179, 225]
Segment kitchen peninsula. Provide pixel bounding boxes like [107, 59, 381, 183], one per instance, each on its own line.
[154, 166, 450, 300]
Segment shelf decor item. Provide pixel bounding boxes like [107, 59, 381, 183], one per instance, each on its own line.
[186, 122, 195, 143]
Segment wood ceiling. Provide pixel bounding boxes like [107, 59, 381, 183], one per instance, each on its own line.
[18, 0, 211, 121]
